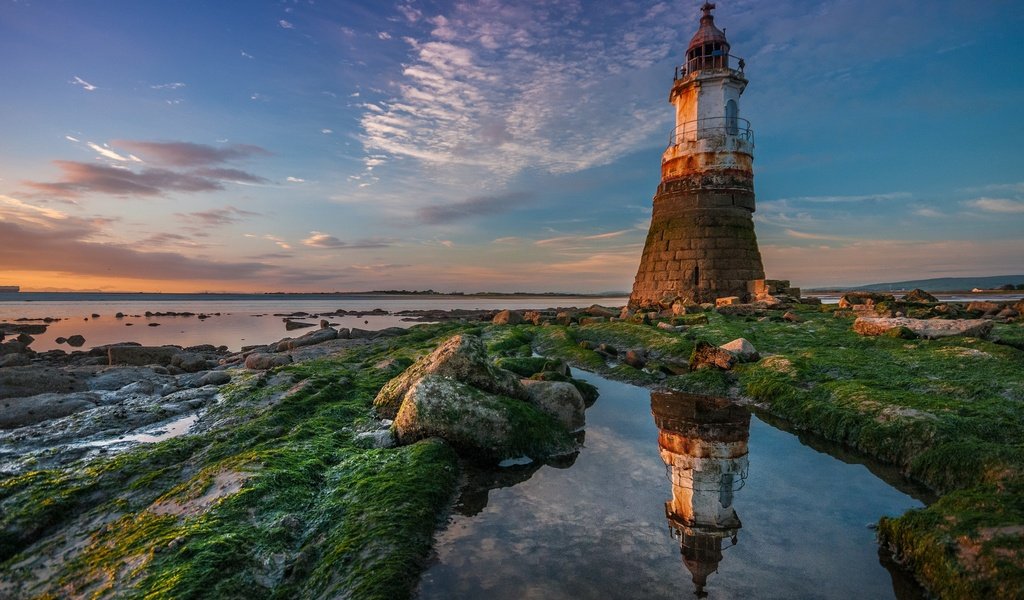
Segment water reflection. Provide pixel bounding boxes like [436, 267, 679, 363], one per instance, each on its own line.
[651, 391, 750, 597]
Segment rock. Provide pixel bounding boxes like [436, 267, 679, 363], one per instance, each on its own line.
[284, 327, 338, 350]
[690, 341, 737, 370]
[16, 333, 34, 346]
[555, 311, 577, 326]
[656, 321, 682, 331]
[838, 292, 895, 309]
[285, 320, 316, 331]
[374, 334, 527, 418]
[171, 352, 212, 373]
[115, 312, 125, 318]
[720, 338, 759, 362]
[0, 391, 102, 428]
[198, 371, 232, 386]
[320, 319, 330, 329]
[584, 304, 619, 318]
[596, 343, 618, 356]
[852, 317, 993, 339]
[348, 328, 374, 339]
[0, 352, 32, 367]
[55, 337, 68, 344]
[0, 340, 29, 355]
[782, 311, 802, 323]
[715, 296, 741, 307]
[520, 380, 585, 431]
[108, 345, 180, 366]
[623, 350, 647, 369]
[966, 301, 1000, 314]
[67, 334, 86, 347]
[0, 367, 87, 399]
[354, 429, 396, 449]
[903, 288, 938, 303]
[579, 316, 607, 326]
[0, 323, 47, 335]
[86, 366, 173, 391]
[492, 309, 524, 325]
[244, 353, 294, 370]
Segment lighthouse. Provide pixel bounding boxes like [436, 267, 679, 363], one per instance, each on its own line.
[630, 2, 765, 308]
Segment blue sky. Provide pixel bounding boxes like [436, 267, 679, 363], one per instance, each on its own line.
[1, 0, 1022, 292]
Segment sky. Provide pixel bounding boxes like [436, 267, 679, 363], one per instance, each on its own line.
[1, 0, 1022, 293]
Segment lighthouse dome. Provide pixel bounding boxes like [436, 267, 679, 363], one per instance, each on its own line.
[687, 2, 730, 56]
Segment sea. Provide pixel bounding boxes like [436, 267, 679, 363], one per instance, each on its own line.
[2, 292, 1019, 353]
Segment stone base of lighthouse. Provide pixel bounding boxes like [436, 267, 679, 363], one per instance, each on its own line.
[629, 176, 765, 308]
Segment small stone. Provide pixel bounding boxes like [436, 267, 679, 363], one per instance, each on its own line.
[782, 311, 802, 323]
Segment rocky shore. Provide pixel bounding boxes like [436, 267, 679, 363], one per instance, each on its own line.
[1, 293, 1022, 599]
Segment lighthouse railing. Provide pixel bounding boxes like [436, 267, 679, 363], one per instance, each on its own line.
[669, 117, 753, 147]
[674, 54, 746, 80]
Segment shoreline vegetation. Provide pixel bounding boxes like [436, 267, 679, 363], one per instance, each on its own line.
[1, 294, 1022, 598]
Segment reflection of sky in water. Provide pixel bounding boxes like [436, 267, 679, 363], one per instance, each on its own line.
[418, 373, 924, 600]
[0, 295, 627, 352]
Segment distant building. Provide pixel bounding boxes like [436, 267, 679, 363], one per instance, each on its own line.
[0, 286, 19, 293]
[630, 2, 765, 308]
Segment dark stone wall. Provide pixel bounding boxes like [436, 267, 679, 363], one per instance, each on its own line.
[630, 170, 765, 307]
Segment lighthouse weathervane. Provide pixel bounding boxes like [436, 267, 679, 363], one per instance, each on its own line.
[629, 2, 765, 309]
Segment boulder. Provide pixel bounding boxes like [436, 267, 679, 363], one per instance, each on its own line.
[579, 316, 607, 325]
[16, 333, 34, 346]
[0, 392, 101, 429]
[690, 341, 736, 371]
[87, 366, 174, 391]
[0, 340, 29, 356]
[285, 320, 316, 331]
[354, 429, 396, 449]
[171, 352, 213, 373]
[623, 350, 647, 369]
[520, 380, 585, 431]
[198, 370, 232, 386]
[284, 327, 338, 350]
[374, 334, 526, 418]
[782, 311, 802, 323]
[492, 309, 524, 325]
[0, 353, 32, 368]
[0, 323, 47, 335]
[244, 353, 294, 370]
[903, 288, 938, 303]
[108, 345, 180, 366]
[715, 296, 741, 307]
[584, 304, 619, 318]
[720, 338, 759, 362]
[838, 292, 895, 309]
[67, 334, 86, 347]
[966, 301, 1000, 314]
[852, 317, 993, 339]
[0, 366, 88, 399]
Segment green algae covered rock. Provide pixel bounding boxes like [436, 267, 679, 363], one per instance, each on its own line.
[374, 334, 526, 419]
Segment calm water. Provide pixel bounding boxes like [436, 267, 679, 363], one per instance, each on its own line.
[0, 293, 627, 352]
[417, 373, 929, 600]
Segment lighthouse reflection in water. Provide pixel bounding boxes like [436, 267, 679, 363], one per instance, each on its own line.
[651, 391, 751, 597]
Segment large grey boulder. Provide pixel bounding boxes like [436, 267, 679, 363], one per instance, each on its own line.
[374, 334, 526, 418]
[521, 380, 585, 431]
[853, 317, 993, 339]
[0, 392, 101, 429]
[392, 375, 518, 458]
[108, 345, 181, 366]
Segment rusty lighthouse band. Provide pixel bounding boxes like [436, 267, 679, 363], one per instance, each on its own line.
[630, 2, 765, 309]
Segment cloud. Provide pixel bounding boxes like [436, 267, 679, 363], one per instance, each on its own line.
[24, 161, 224, 198]
[783, 228, 850, 241]
[71, 76, 96, 91]
[192, 167, 268, 184]
[279, 19, 294, 29]
[0, 195, 283, 282]
[151, 82, 186, 90]
[534, 229, 633, 246]
[397, 3, 422, 22]
[378, 31, 392, 40]
[912, 206, 944, 218]
[418, 191, 533, 224]
[286, 176, 305, 183]
[177, 206, 260, 227]
[302, 232, 393, 249]
[359, 2, 692, 181]
[241, 50, 254, 59]
[321, 129, 333, 134]
[86, 142, 132, 162]
[771, 192, 912, 204]
[65, 135, 80, 142]
[113, 141, 270, 166]
[964, 198, 1024, 214]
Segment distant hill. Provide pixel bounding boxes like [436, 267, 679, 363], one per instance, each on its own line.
[843, 275, 1024, 292]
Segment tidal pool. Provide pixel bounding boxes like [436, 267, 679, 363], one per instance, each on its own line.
[417, 372, 929, 599]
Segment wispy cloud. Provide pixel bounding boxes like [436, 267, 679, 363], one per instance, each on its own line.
[286, 176, 305, 183]
[24, 161, 224, 198]
[534, 229, 634, 246]
[151, 82, 186, 90]
[71, 76, 96, 91]
[965, 197, 1024, 214]
[177, 206, 260, 227]
[279, 19, 295, 29]
[418, 191, 533, 224]
[302, 232, 393, 249]
[113, 140, 270, 166]
[86, 142, 133, 162]
[770, 192, 912, 204]
[360, 2, 691, 183]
